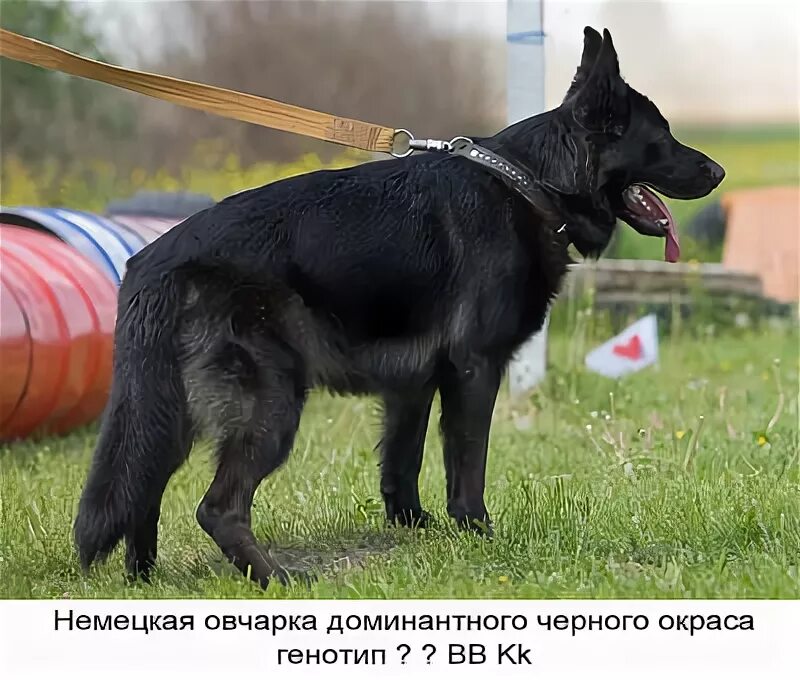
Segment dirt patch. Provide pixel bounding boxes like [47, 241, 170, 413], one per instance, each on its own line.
[206, 532, 399, 581]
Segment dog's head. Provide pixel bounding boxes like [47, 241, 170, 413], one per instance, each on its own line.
[504, 27, 725, 260]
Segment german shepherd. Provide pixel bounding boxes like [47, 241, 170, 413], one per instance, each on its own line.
[75, 28, 724, 587]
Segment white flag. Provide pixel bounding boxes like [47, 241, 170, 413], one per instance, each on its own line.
[585, 314, 659, 379]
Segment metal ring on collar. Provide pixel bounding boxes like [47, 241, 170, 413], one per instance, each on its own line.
[448, 136, 473, 150]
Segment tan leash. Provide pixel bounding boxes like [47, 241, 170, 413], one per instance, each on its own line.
[0, 28, 399, 155]
[0, 27, 554, 216]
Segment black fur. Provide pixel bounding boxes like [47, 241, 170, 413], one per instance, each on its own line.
[74, 28, 724, 586]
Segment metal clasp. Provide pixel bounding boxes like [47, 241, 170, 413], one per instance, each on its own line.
[410, 138, 451, 152]
[392, 130, 473, 158]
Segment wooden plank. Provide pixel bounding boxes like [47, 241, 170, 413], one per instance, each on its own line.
[564, 260, 763, 299]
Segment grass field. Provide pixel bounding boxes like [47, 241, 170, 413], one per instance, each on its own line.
[1, 322, 798, 600]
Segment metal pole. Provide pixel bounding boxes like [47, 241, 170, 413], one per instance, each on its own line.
[507, 0, 548, 397]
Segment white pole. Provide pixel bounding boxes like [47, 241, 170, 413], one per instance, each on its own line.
[507, 0, 548, 397]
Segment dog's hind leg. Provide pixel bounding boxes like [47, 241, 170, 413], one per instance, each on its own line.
[194, 337, 306, 588]
[75, 279, 195, 583]
[125, 507, 160, 580]
[379, 387, 435, 528]
[124, 413, 193, 581]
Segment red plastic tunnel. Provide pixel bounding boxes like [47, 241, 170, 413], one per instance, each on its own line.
[0, 225, 118, 440]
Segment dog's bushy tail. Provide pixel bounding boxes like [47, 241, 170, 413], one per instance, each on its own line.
[74, 274, 191, 569]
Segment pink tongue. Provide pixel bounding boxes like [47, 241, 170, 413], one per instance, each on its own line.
[630, 185, 681, 263]
[665, 224, 681, 263]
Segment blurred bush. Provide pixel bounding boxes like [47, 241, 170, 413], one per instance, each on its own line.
[0, 0, 139, 167]
[1, 142, 368, 211]
[1, 0, 503, 181]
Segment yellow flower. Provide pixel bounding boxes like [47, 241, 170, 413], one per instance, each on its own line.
[675, 430, 686, 440]
[757, 435, 767, 446]
[498, 575, 509, 584]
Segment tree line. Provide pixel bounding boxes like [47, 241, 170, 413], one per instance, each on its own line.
[1, 0, 504, 174]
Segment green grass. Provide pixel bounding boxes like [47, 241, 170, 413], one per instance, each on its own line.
[1, 324, 798, 600]
[613, 123, 800, 261]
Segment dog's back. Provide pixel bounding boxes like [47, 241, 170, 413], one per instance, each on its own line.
[124, 151, 567, 389]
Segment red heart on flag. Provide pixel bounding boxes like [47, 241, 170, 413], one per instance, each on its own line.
[612, 334, 643, 360]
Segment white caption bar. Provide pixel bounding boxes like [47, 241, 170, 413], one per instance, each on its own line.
[0, 599, 797, 679]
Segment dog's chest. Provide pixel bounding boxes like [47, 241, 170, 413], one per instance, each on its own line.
[452, 216, 570, 352]
[452, 255, 567, 358]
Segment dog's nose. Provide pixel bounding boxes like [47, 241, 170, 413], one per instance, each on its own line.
[704, 160, 725, 185]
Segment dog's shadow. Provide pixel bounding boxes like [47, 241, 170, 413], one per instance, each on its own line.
[203, 532, 400, 585]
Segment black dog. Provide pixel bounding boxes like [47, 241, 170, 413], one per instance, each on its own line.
[75, 28, 724, 587]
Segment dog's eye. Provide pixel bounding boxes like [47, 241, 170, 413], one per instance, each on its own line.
[644, 143, 661, 164]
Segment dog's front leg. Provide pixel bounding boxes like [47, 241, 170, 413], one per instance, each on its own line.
[438, 356, 502, 535]
[380, 387, 436, 528]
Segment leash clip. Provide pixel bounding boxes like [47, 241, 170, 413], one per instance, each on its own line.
[392, 130, 473, 158]
[411, 138, 452, 152]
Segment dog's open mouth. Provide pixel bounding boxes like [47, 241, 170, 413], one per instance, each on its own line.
[617, 184, 680, 262]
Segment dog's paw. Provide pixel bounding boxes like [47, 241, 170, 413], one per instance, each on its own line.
[450, 509, 493, 538]
[389, 508, 431, 529]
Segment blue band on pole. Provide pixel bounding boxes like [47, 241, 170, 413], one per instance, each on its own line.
[507, 30, 545, 45]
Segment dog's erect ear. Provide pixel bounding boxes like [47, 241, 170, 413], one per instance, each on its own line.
[571, 29, 629, 134]
[564, 27, 603, 101]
